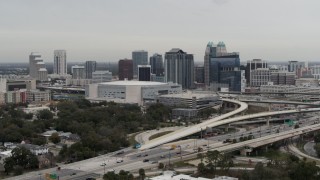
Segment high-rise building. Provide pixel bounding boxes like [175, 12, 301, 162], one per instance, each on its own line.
[85, 61, 97, 79]
[165, 48, 194, 89]
[53, 50, 67, 75]
[194, 66, 204, 84]
[138, 65, 151, 81]
[245, 59, 268, 85]
[204, 42, 217, 87]
[0, 78, 7, 93]
[149, 54, 163, 76]
[37, 68, 48, 81]
[29, 52, 48, 80]
[71, 65, 85, 79]
[205, 42, 241, 92]
[250, 68, 271, 87]
[288, 61, 307, 78]
[132, 50, 148, 77]
[118, 59, 133, 80]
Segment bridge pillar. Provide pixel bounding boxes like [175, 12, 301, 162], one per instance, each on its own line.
[266, 117, 270, 126]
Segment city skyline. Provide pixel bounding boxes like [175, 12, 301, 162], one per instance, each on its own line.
[0, 0, 319, 63]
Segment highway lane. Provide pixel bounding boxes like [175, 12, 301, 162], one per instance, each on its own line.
[140, 98, 248, 150]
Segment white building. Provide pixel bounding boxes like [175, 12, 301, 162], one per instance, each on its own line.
[310, 65, 320, 80]
[37, 68, 48, 81]
[0, 78, 6, 93]
[295, 78, 319, 87]
[86, 80, 182, 105]
[26, 90, 51, 103]
[71, 65, 85, 79]
[53, 50, 67, 75]
[250, 68, 270, 87]
[19, 144, 48, 156]
[148, 171, 237, 180]
[92, 71, 112, 83]
[29, 52, 49, 80]
[21, 106, 50, 114]
[241, 70, 246, 92]
[65, 78, 92, 87]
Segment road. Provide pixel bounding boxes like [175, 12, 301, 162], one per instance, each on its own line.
[140, 98, 248, 150]
[304, 141, 317, 157]
[141, 106, 320, 150]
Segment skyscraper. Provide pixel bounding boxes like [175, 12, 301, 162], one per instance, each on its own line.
[194, 66, 205, 83]
[118, 59, 133, 80]
[53, 50, 67, 75]
[85, 61, 97, 79]
[246, 59, 268, 85]
[205, 42, 241, 92]
[132, 50, 148, 77]
[138, 65, 151, 81]
[165, 48, 194, 89]
[204, 42, 217, 87]
[149, 53, 164, 76]
[29, 52, 48, 81]
[71, 65, 85, 79]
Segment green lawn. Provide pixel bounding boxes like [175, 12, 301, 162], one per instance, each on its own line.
[149, 131, 173, 140]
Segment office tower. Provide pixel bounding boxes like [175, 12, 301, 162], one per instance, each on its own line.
[37, 68, 48, 81]
[0, 78, 6, 93]
[53, 50, 67, 75]
[288, 61, 307, 78]
[29, 52, 48, 80]
[132, 50, 148, 77]
[85, 61, 97, 79]
[204, 42, 217, 87]
[165, 48, 194, 89]
[149, 53, 164, 76]
[270, 71, 295, 85]
[138, 65, 151, 81]
[194, 66, 204, 83]
[92, 71, 112, 83]
[250, 68, 271, 87]
[245, 59, 268, 85]
[71, 65, 85, 79]
[118, 59, 133, 80]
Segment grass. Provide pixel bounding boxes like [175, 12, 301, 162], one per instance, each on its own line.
[149, 131, 173, 140]
[128, 132, 139, 146]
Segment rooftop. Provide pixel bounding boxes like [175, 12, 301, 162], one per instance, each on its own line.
[99, 80, 167, 86]
[160, 91, 218, 99]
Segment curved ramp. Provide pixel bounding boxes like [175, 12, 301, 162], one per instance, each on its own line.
[140, 98, 248, 150]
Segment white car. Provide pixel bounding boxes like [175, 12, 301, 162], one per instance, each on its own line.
[116, 159, 123, 163]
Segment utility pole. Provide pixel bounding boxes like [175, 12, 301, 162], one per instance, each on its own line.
[179, 146, 182, 160]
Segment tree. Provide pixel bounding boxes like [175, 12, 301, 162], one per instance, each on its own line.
[197, 162, 206, 175]
[4, 147, 39, 174]
[314, 144, 320, 157]
[139, 168, 145, 180]
[158, 162, 164, 169]
[314, 133, 320, 143]
[37, 109, 53, 120]
[49, 133, 61, 144]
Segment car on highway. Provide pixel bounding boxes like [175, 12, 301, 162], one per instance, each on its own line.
[151, 161, 158, 164]
[116, 159, 123, 163]
[137, 154, 141, 157]
[160, 155, 165, 158]
[143, 159, 149, 162]
[70, 172, 77, 176]
[144, 154, 148, 157]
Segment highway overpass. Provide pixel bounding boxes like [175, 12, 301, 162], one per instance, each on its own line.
[140, 106, 320, 150]
[240, 99, 320, 106]
[140, 98, 248, 150]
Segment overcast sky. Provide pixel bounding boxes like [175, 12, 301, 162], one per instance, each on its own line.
[0, 0, 319, 63]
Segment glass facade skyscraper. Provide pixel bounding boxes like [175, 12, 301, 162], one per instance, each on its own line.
[205, 41, 241, 92]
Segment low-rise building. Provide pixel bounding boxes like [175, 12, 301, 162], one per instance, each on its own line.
[86, 80, 182, 105]
[26, 90, 51, 103]
[158, 91, 220, 110]
[18, 144, 49, 156]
